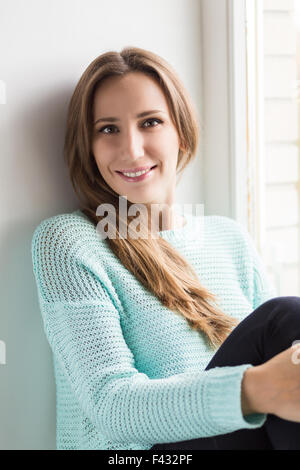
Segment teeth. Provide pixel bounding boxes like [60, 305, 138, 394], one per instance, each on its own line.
[122, 168, 151, 177]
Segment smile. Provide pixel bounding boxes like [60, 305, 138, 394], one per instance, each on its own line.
[116, 165, 157, 182]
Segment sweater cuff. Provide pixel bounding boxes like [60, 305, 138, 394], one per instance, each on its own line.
[202, 364, 267, 435]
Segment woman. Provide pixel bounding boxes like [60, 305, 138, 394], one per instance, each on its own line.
[31, 46, 300, 450]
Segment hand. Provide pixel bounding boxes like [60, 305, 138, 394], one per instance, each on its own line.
[241, 344, 300, 422]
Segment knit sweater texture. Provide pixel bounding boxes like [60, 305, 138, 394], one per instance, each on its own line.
[31, 209, 277, 450]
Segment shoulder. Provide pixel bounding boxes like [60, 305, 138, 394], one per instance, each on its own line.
[31, 210, 121, 305]
[31, 210, 108, 273]
[205, 214, 242, 230]
[201, 215, 256, 268]
[202, 214, 247, 243]
[31, 210, 95, 250]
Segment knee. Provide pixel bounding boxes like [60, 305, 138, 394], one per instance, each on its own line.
[260, 295, 300, 312]
[259, 296, 300, 343]
[253, 295, 300, 330]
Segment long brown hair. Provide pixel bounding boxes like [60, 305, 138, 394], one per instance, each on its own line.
[64, 46, 239, 350]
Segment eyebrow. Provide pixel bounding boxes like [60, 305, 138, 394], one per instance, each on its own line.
[93, 109, 166, 125]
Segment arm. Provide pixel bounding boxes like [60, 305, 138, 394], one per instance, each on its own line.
[31, 214, 268, 446]
[234, 220, 278, 309]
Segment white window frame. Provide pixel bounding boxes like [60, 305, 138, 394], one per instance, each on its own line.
[227, 0, 249, 229]
[201, 0, 265, 244]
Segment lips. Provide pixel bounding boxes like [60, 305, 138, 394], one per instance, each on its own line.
[116, 165, 157, 182]
[116, 165, 157, 174]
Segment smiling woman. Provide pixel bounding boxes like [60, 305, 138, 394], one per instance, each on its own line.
[62, 46, 238, 350]
[31, 46, 300, 452]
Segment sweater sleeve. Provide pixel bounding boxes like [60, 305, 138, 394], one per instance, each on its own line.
[31, 214, 267, 446]
[233, 220, 278, 310]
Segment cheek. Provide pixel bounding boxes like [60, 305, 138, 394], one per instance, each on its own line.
[159, 128, 180, 150]
[158, 133, 180, 164]
[92, 142, 111, 173]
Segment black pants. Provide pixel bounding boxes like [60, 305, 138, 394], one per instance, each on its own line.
[150, 296, 300, 450]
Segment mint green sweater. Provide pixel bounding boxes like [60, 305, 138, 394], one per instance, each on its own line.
[31, 209, 277, 450]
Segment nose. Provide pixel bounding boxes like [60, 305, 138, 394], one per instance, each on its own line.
[120, 124, 145, 161]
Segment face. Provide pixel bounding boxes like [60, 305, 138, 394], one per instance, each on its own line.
[91, 72, 183, 210]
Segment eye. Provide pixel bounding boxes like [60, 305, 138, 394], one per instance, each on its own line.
[142, 118, 163, 128]
[98, 125, 117, 135]
[97, 118, 163, 135]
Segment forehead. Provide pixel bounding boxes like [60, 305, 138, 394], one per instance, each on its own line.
[93, 72, 170, 114]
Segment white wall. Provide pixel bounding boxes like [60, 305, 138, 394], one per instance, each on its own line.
[0, 0, 203, 450]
